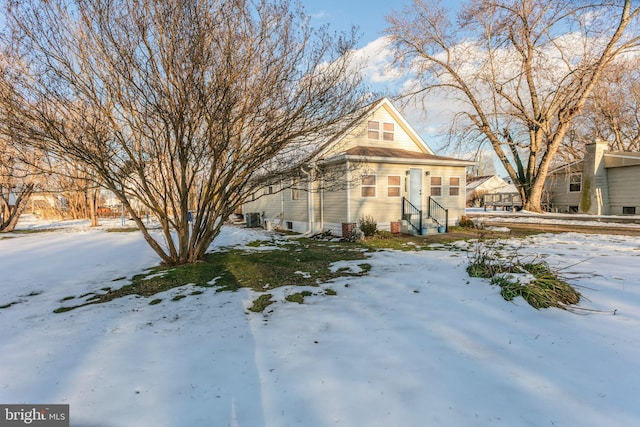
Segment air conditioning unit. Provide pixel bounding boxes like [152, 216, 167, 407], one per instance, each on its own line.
[246, 212, 261, 228]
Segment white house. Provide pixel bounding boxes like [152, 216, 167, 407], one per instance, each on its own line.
[242, 98, 474, 236]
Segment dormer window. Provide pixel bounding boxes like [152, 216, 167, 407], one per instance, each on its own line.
[368, 121, 395, 141]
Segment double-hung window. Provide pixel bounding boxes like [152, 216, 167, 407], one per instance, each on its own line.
[387, 176, 401, 197]
[362, 175, 376, 197]
[569, 173, 582, 192]
[383, 123, 394, 141]
[449, 177, 460, 196]
[430, 176, 442, 196]
[368, 121, 380, 139]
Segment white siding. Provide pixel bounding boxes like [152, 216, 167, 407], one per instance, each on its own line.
[324, 104, 429, 157]
[347, 164, 468, 227]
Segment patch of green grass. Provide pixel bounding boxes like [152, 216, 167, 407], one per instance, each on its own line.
[357, 263, 372, 273]
[324, 288, 337, 296]
[249, 294, 274, 313]
[172, 295, 187, 301]
[374, 230, 394, 239]
[149, 298, 162, 305]
[285, 290, 313, 304]
[53, 238, 371, 313]
[217, 239, 369, 292]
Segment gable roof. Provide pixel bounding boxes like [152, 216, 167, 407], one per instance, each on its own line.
[313, 97, 435, 161]
[252, 97, 470, 182]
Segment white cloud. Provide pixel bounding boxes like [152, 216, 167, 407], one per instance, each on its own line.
[351, 37, 403, 84]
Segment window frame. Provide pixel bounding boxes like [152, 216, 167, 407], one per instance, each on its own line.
[361, 174, 377, 197]
[367, 121, 380, 140]
[387, 175, 401, 197]
[430, 176, 442, 197]
[382, 123, 395, 141]
[622, 206, 636, 215]
[449, 176, 460, 196]
[569, 173, 582, 193]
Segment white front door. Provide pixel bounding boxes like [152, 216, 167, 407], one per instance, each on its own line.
[409, 168, 422, 210]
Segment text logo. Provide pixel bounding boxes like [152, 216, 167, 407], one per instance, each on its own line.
[0, 405, 68, 427]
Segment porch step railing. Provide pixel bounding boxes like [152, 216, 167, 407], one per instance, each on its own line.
[427, 196, 449, 232]
[402, 197, 422, 234]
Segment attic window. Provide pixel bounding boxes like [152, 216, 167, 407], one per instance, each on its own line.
[368, 121, 395, 141]
[383, 123, 394, 141]
[368, 121, 380, 139]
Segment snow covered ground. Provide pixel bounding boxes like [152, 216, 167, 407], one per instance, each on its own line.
[1, 216, 639, 426]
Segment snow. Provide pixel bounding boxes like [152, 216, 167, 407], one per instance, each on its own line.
[1, 216, 640, 426]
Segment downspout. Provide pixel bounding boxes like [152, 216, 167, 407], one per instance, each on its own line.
[346, 160, 351, 224]
[314, 164, 324, 233]
[300, 165, 314, 235]
[320, 174, 324, 232]
[280, 179, 284, 229]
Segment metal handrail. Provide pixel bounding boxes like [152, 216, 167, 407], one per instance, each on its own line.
[427, 196, 449, 232]
[402, 197, 422, 234]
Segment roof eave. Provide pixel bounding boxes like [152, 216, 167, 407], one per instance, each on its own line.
[319, 154, 475, 167]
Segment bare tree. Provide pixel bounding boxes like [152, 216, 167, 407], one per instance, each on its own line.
[0, 128, 44, 231]
[0, 62, 44, 231]
[49, 159, 101, 225]
[2, 0, 367, 264]
[568, 59, 640, 156]
[386, 0, 640, 211]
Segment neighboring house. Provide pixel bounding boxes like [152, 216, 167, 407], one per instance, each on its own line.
[242, 98, 474, 236]
[545, 140, 640, 215]
[466, 175, 508, 207]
